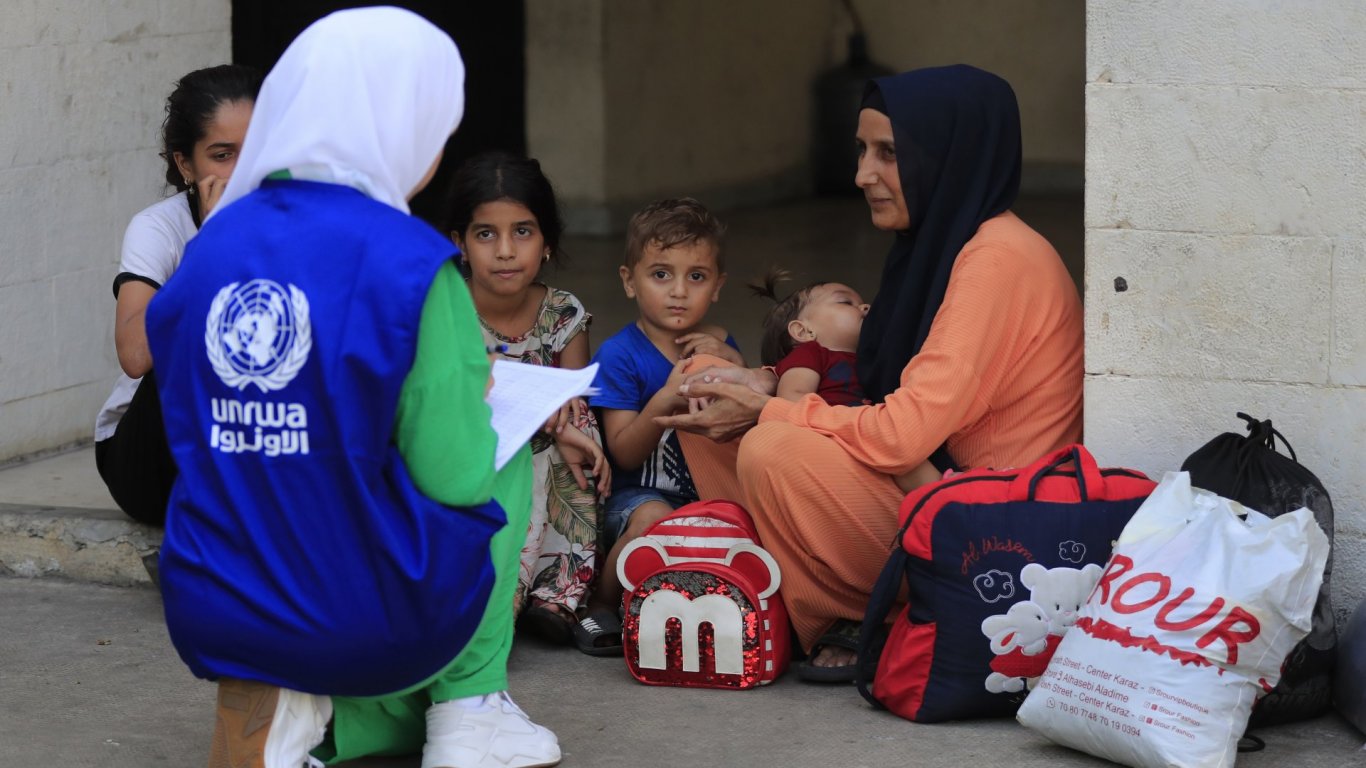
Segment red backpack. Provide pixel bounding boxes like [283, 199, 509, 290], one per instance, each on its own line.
[617, 499, 791, 689]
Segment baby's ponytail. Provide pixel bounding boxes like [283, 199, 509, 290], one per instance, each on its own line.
[751, 266, 822, 367]
[748, 265, 792, 302]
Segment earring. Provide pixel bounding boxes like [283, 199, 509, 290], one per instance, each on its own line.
[543, 251, 551, 263]
[184, 178, 196, 194]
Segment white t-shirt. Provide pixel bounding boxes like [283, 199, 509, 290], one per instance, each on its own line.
[94, 192, 196, 441]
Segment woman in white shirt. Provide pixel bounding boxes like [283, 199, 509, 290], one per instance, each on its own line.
[94, 64, 261, 525]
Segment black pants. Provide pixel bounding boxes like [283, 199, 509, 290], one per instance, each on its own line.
[94, 370, 176, 526]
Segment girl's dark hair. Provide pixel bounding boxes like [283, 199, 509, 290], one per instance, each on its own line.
[160, 64, 263, 191]
[446, 151, 566, 264]
[750, 266, 829, 366]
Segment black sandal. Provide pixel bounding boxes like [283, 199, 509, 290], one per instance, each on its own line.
[796, 619, 864, 683]
[573, 610, 624, 657]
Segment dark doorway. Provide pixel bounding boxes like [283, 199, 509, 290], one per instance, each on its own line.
[231, 0, 526, 228]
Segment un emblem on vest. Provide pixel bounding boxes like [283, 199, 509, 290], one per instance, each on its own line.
[205, 279, 312, 392]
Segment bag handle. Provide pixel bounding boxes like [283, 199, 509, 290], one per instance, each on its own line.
[1009, 444, 1103, 502]
[1236, 412, 1297, 463]
[855, 548, 906, 709]
[1230, 413, 1299, 501]
[661, 499, 762, 542]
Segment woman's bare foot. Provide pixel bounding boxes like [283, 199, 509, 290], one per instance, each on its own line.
[796, 619, 867, 682]
[809, 644, 858, 668]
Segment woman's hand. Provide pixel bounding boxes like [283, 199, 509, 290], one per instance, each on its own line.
[683, 365, 777, 395]
[568, 397, 590, 429]
[654, 367, 777, 443]
[676, 332, 745, 366]
[196, 175, 229, 218]
[555, 426, 611, 497]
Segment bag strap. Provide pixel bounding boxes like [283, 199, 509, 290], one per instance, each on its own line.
[856, 547, 906, 708]
[1008, 444, 1103, 502]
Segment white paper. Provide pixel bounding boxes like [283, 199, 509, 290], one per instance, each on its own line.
[486, 360, 600, 470]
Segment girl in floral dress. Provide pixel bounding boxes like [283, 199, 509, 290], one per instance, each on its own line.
[448, 151, 610, 644]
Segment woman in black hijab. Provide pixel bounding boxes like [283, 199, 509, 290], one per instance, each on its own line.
[662, 65, 1083, 680]
[854, 67, 1021, 408]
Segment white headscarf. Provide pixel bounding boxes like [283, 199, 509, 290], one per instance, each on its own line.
[211, 6, 464, 218]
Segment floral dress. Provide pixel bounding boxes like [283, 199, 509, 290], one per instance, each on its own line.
[479, 285, 600, 616]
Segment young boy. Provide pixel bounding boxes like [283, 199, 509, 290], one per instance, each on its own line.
[573, 198, 742, 656]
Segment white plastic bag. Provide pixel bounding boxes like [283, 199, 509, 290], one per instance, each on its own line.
[1017, 472, 1329, 768]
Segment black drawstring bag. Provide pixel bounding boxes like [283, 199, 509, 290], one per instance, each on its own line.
[1181, 412, 1336, 727]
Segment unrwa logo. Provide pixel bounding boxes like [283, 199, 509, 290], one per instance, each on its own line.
[205, 279, 311, 392]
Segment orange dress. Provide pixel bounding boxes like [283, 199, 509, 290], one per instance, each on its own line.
[682, 211, 1083, 650]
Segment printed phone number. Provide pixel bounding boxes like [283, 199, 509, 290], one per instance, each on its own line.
[1045, 698, 1143, 737]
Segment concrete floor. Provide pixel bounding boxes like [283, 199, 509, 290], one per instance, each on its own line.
[0, 445, 118, 510]
[4, 576, 1363, 768]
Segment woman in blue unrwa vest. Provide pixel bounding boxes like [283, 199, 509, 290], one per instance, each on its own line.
[145, 8, 560, 768]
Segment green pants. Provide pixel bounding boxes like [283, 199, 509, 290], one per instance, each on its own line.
[314, 447, 532, 763]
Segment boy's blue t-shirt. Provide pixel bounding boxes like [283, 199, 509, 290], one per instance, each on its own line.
[590, 323, 739, 498]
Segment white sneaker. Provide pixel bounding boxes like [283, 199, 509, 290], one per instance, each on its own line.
[421, 691, 561, 768]
[265, 688, 331, 768]
[208, 678, 332, 768]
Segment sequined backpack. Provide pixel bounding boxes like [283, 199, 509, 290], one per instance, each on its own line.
[617, 499, 791, 689]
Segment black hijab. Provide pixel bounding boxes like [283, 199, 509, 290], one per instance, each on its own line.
[855, 65, 1022, 407]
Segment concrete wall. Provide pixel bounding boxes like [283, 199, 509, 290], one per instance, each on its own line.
[1084, 0, 1366, 627]
[0, 0, 231, 462]
[856, 0, 1085, 172]
[526, 1, 608, 217]
[528, 0, 834, 232]
[527, 1, 1084, 232]
[599, 2, 831, 211]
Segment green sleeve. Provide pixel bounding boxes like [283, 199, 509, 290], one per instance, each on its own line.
[394, 261, 498, 506]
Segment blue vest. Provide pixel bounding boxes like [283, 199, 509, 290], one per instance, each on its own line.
[145, 180, 503, 696]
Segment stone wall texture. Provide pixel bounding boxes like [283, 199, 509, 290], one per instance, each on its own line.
[0, 0, 231, 462]
[1085, 0, 1366, 628]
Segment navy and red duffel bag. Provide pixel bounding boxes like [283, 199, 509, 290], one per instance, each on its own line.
[856, 445, 1155, 722]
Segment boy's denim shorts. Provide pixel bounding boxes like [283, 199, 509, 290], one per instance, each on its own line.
[603, 487, 696, 543]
